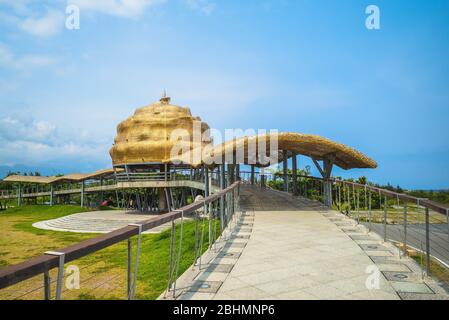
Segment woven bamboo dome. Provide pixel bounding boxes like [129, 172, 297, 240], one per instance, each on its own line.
[109, 96, 211, 166]
[200, 132, 377, 170]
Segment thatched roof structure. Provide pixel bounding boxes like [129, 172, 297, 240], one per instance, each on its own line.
[175, 132, 376, 170]
[109, 96, 211, 166]
[109, 96, 376, 170]
[2, 168, 121, 185]
[4, 96, 376, 182]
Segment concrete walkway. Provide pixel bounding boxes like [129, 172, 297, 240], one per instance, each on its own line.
[176, 186, 449, 300]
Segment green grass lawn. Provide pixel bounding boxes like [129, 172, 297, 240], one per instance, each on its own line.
[408, 252, 449, 288]
[0, 205, 215, 300]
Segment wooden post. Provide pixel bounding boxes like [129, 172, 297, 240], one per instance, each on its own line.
[250, 165, 255, 185]
[292, 153, 298, 196]
[283, 150, 288, 192]
[261, 168, 266, 188]
[425, 207, 431, 276]
[227, 164, 234, 184]
[17, 184, 22, 207]
[50, 184, 54, 207]
[313, 156, 335, 207]
[235, 164, 240, 181]
[80, 181, 85, 208]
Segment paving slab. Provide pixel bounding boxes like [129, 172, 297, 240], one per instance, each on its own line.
[205, 264, 234, 274]
[174, 186, 449, 301]
[377, 264, 412, 272]
[359, 244, 391, 251]
[188, 281, 223, 293]
[398, 292, 449, 300]
[389, 281, 434, 294]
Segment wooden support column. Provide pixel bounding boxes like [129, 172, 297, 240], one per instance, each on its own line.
[100, 178, 104, 203]
[204, 167, 210, 198]
[50, 184, 54, 207]
[216, 167, 221, 186]
[292, 153, 298, 196]
[227, 164, 234, 185]
[261, 168, 266, 188]
[283, 150, 289, 192]
[80, 181, 85, 208]
[250, 165, 255, 185]
[312, 155, 335, 207]
[159, 188, 168, 213]
[17, 184, 22, 207]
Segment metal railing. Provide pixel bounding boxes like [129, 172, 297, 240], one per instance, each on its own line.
[244, 171, 449, 276]
[332, 178, 449, 276]
[0, 181, 241, 300]
[115, 170, 210, 183]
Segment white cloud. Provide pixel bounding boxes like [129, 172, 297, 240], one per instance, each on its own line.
[185, 0, 215, 15]
[0, 0, 31, 15]
[0, 114, 111, 168]
[69, 0, 166, 18]
[0, 43, 57, 70]
[19, 9, 65, 37]
[0, 117, 56, 143]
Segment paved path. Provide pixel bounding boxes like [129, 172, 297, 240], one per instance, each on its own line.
[175, 186, 449, 300]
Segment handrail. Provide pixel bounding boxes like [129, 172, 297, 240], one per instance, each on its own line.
[332, 179, 448, 215]
[0, 181, 241, 290]
[239, 171, 449, 216]
[0, 176, 208, 200]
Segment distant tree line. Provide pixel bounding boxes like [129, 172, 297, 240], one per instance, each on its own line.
[6, 171, 42, 177]
[267, 168, 449, 206]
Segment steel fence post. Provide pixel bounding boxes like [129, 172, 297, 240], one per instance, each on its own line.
[383, 195, 387, 242]
[425, 207, 431, 276]
[168, 220, 175, 290]
[356, 188, 360, 224]
[44, 251, 65, 300]
[338, 183, 341, 211]
[220, 165, 225, 232]
[403, 202, 408, 257]
[128, 223, 143, 300]
[368, 190, 372, 233]
[44, 270, 51, 300]
[193, 212, 199, 267]
[127, 238, 132, 296]
[446, 208, 449, 243]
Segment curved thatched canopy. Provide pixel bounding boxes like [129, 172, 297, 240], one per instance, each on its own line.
[2, 168, 122, 185]
[176, 132, 377, 170]
[1, 175, 57, 184]
[215, 132, 376, 169]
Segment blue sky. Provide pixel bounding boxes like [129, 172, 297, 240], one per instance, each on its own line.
[0, 0, 448, 189]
